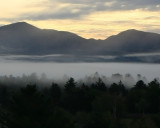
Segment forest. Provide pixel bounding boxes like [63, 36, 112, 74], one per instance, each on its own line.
[0, 75, 160, 128]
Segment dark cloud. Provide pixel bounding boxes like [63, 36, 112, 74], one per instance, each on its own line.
[16, 2, 94, 20]
[57, 0, 160, 7]
[52, 0, 160, 10]
[26, 11, 82, 20]
[26, 0, 160, 20]
[1, 0, 160, 21]
[144, 28, 160, 34]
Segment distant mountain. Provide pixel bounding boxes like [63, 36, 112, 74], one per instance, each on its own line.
[0, 22, 88, 55]
[104, 29, 160, 54]
[0, 22, 160, 62]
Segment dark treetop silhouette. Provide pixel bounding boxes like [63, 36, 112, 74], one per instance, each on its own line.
[0, 77, 160, 128]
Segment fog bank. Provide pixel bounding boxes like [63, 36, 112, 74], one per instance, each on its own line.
[0, 72, 158, 88]
[0, 62, 160, 81]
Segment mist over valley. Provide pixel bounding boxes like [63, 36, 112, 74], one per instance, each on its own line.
[1, 0, 160, 127]
[0, 61, 159, 87]
[0, 22, 160, 85]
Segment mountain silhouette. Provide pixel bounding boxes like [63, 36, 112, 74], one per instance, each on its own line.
[104, 29, 160, 54]
[0, 22, 160, 62]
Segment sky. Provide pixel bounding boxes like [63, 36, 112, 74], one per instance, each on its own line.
[0, 0, 160, 39]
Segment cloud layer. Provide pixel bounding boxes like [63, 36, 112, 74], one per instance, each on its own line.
[1, 0, 159, 21]
[22, 0, 160, 20]
[0, 0, 160, 39]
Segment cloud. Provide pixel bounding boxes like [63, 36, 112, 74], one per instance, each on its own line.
[0, 0, 160, 39]
[51, 0, 160, 11]
[24, 4, 91, 20]
[6, 0, 158, 21]
[0, 0, 159, 21]
[150, 29, 160, 34]
[144, 16, 160, 20]
[144, 28, 160, 34]
[0, 24, 5, 26]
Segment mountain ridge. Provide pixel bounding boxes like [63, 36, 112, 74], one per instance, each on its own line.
[0, 22, 160, 62]
[2, 22, 160, 41]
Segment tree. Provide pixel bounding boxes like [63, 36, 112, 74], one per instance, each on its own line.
[147, 79, 160, 113]
[148, 79, 160, 89]
[109, 81, 126, 96]
[127, 86, 149, 114]
[0, 85, 10, 107]
[65, 77, 76, 92]
[8, 84, 51, 128]
[95, 78, 107, 91]
[134, 80, 147, 89]
[49, 83, 61, 106]
[0, 105, 8, 128]
[92, 93, 126, 127]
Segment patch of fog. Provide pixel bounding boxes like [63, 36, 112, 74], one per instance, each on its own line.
[125, 52, 160, 57]
[0, 54, 118, 62]
[0, 72, 154, 88]
[79, 72, 150, 88]
[94, 55, 116, 59]
[0, 54, 64, 60]
[0, 61, 160, 87]
[1, 54, 160, 63]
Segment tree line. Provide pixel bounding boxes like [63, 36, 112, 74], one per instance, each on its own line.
[0, 77, 160, 128]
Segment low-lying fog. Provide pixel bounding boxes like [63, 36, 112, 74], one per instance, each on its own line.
[0, 58, 160, 87]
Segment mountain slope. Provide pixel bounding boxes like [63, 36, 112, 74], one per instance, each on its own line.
[0, 22, 89, 55]
[103, 29, 160, 54]
[0, 22, 160, 63]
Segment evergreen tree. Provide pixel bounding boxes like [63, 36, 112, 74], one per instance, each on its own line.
[8, 84, 51, 128]
[96, 78, 107, 91]
[65, 77, 76, 92]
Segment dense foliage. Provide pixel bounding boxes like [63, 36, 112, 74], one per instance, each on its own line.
[0, 78, 160, 128]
